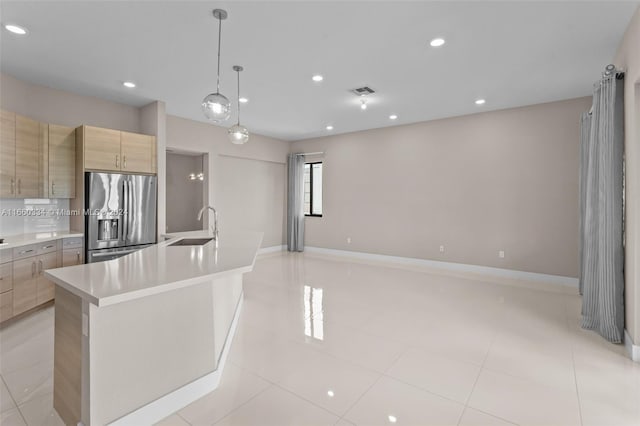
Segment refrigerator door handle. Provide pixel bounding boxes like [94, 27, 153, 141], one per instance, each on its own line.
[127, 180, 134, 242]
[122, 179, 128, 245]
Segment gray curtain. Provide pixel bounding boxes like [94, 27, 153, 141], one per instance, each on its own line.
[287, 153, 305, 251]
[580, 75, 625, 343]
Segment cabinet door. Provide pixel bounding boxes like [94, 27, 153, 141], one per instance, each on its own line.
[13, 257, 38, 315]
[62, 249, 83, 267]
[0, 291, 13, 322]
[36, 252, 57, 304]
[121, 132, 153, 173]
[84, 126, 121, 171]
[0, 109, 16, 197]
[49, 125, 76, 198]
[38, 123, 49, 197]
[15, 114, 40, 197]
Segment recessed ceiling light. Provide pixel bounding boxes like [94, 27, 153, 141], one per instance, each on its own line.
[326, 125, 333, 131]
[360, 99, 368, 110]
[389, 114, 398, 120]
[475, 98, 486, 105]
[388, 415, 398, 423]
[430, 37, 445, 47]
[312, 74, 324, 82]
[123, 81, 136, 88]
[327, 390, 334, 397]
[239, 97, 248, 103]
[5, 24, 28, 35]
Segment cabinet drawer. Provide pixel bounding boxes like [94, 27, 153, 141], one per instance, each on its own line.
[13, 244, 38, 260]
[0, 263, 13, 293]
[61, 237, 83, 250]
[37, 241, 58, 255]
[0, 248, 11, 264]
[0, 290, 13, 322]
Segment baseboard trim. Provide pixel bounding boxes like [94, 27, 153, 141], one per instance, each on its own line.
[108, 295, 244, 425]
[624, 329, 640, 362]
[304, 246, 579, 288]
[258, 245, 286, 255]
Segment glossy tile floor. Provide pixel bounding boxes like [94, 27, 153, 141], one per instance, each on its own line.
[1, 252, 639, 426]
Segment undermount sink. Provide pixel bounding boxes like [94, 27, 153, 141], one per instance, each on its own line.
[168, 238, 214, 247]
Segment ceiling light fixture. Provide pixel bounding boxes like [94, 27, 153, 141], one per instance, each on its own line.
[312, 74, 324, 82]
[123, 81, 136, 88]
[239, 97, 248, 103]
[360, 99, 368, 110]
[389, 114, 398, 120]
[327, 390, 334, 397]
[388, 415, 398, 423]
[430, 37, 445, 47]
[202, 9, 231, 122]
[228, 65, 250, 145]
[475, 99, 486, 105]
[326, 125, 333, 131]
[4, 24, 27, 35]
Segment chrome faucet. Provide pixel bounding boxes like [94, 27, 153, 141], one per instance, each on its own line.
[197, 205, 219, 248]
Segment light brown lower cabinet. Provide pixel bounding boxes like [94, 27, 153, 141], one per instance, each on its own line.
[0, 291, 13, 322]
[12, 256, 39, 316]
[36, 251, 58, 304]
[62, 249, 83, 267]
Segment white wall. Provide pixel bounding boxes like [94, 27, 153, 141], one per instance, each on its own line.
[165, 115, 291, 248]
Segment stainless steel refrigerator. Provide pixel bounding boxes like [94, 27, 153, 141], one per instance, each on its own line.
[85, 172, 157, 263]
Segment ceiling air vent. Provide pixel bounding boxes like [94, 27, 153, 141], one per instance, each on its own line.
[351, 86, 375, 96]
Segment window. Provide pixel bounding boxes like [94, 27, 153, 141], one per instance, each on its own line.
[304, 162, 323, 216]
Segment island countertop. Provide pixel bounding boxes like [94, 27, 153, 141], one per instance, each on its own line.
[45, 230, 263, 307]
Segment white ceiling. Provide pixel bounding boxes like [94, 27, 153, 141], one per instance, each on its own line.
[1, 1, 637, 141]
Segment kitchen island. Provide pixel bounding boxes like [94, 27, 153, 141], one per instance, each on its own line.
[45, 230, 263, 426]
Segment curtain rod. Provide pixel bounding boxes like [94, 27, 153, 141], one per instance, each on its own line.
[294, 151, 324, 156]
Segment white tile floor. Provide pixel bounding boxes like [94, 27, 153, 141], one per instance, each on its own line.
[1, 252, 639, 425]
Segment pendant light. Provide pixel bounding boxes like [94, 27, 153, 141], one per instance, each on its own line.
[228, 65, 250, 144]
[201, 9, 231, 122]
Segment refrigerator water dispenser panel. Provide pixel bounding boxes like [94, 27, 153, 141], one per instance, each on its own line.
[98, 219, 119, 241]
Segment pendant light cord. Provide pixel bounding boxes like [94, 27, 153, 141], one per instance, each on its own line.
[236, 69, 241, 125]
[216, 15, 222, 93]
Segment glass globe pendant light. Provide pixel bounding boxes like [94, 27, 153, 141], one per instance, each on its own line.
[201, 9, 231, 122]
[228, 65, 250, 144]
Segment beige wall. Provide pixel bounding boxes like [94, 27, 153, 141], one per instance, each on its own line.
[165, 115, 290, 247]
[614, 5, 640, 343]
[292, 97, 592, 278]
[0, 72, 141, 132]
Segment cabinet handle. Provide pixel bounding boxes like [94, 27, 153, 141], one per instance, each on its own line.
[51, 181, 55, 196]
[42, 244, 55, 250]
[76, 252, 80, 262]
[38, 260, 43, 275]
[116, 155, 119, 168]
[10, 179, 15, 194]
[31, 261, 36, 277]
[123, 155, 127, 169]
[17, 179, 21, 194]
[18, 249, 34, 255]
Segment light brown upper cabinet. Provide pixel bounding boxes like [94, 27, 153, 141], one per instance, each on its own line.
[48, 125, 76, 198]
[121, 131, 154, 174]
[0, 109, 16, 197]
[82, 126, 121, 171]
[81, 126, 156, 174]
[0, 111, 40, 198]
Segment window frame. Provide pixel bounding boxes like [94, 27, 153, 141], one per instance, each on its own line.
[304, 161, 323, 217]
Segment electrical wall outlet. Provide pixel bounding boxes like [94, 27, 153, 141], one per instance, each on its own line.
[499, 250, 505, 259]
[347, 237, 351, 244]
[439, 245, 445, 253]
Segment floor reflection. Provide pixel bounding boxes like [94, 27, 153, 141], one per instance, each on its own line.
[303, 285, 324, 340]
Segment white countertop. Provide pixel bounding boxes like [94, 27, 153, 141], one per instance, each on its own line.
[0, 231, 84, 249]
[45, 230, 263, 307]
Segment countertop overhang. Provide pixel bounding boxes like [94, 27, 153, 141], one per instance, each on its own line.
[45, 230, 263, 307]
